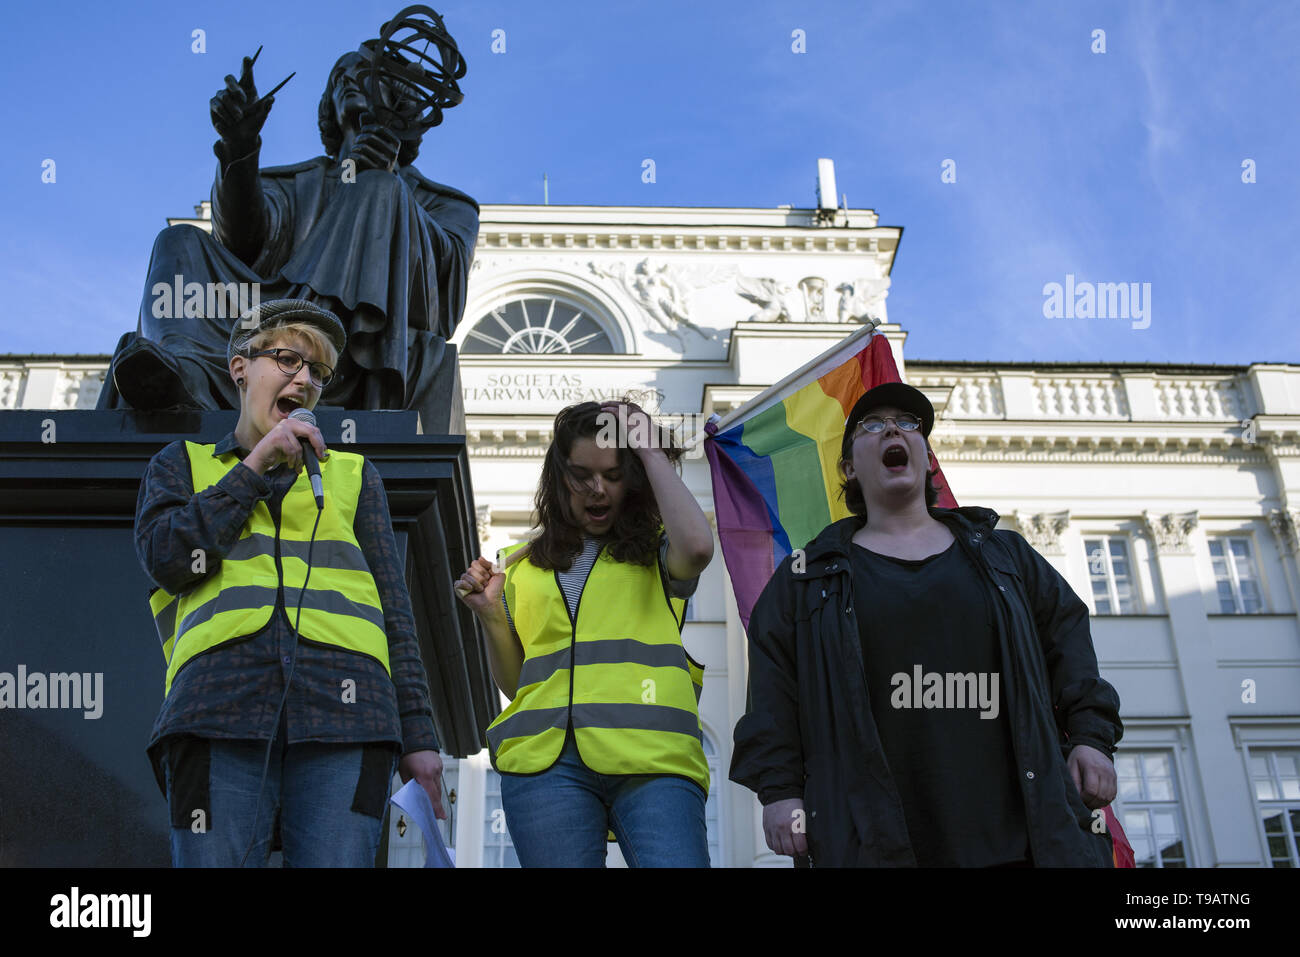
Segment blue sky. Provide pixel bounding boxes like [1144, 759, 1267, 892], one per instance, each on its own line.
[2, 0, 1295, 364]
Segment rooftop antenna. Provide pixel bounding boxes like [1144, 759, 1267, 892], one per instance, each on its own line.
[543, 172, 549, 205]
[815, 158, 837, 226]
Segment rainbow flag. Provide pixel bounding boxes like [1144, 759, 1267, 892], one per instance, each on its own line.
[704, 327, 957, 629]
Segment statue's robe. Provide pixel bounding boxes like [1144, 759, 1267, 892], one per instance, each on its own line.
[100, 156, 479, 421]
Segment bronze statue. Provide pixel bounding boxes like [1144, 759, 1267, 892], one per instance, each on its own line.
[99, 7, 479, 424]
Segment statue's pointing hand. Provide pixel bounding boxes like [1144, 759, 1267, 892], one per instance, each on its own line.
[211, 54, 274, 154]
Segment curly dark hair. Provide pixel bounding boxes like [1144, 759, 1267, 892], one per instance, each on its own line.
[528, 400, 683, 571]
[318, 52, 422, 168]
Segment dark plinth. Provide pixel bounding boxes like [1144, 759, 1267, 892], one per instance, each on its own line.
[0, 409, 496, 866]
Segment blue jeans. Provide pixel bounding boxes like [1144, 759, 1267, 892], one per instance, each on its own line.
[164, 728, 395, 868]
[498, 733, 710, 867]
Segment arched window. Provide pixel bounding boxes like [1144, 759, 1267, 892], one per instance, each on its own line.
[461, 292, 619, 355]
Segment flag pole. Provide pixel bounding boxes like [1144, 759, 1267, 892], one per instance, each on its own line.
[708, 320, 880, 436]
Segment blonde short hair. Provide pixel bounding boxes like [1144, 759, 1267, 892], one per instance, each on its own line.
[242, 321, 339, 368]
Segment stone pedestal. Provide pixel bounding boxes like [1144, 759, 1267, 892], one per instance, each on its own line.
[0, 409, 494, 866]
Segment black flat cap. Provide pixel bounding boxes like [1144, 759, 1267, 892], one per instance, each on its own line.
[841, 381, 935, 458]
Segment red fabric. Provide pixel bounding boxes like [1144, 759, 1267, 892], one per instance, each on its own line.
[855, 337, 958, 508]
[1105, 806, 1136, 867]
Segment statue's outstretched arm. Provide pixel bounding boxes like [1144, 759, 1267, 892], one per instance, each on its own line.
[209, 53, 275, 265]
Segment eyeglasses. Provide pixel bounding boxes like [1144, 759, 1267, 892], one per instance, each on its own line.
[852, 413, 922, 438]
[246, 348, 335, 388]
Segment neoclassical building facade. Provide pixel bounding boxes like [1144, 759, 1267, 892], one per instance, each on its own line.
[5, 194, 1298, 868]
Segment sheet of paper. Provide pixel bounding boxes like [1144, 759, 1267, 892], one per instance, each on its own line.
[390, 779, 455, 868]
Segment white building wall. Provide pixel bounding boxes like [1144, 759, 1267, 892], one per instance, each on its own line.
[5, 200, 1299, 868]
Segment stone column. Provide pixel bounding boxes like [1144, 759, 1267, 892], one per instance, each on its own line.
[1267, 508, 1300, 626]
[1012, 510, 1070, 578]
[1142, 510, 1262, 865]
[1250, 364, 1300, 627]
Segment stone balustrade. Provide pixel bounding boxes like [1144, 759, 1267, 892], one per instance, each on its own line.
[1, 358, 1294, 432]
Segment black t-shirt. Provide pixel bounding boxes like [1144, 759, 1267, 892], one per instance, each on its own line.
[851, 539, 1030, 866]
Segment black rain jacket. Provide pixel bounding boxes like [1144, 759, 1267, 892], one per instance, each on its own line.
[730, 506, 1123, 867]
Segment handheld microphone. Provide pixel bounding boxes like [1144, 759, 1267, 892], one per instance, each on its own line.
[288, 407, 325, 510]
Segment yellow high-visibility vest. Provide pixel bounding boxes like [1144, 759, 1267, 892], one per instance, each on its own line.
[486, 541, 709, 793]
[150, 441, 388, 696]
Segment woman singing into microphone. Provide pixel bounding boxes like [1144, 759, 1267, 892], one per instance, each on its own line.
[134, 300, 443, 867]
[456, 399, 715, 867]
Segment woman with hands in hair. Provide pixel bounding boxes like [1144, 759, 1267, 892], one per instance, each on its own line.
[456, 399, 715, 867]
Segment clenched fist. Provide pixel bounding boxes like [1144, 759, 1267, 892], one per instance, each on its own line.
[455, 556, 505, 618]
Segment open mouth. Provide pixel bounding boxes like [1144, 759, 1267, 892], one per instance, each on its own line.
[585, 504, 611, 523]
[881, 444, 909, 470]
[275, 395, 305, 417]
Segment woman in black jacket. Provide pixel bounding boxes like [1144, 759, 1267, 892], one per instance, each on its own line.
[730, 382, 1122, 867]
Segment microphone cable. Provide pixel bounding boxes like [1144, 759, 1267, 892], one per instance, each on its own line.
[238, 496, 323, 868]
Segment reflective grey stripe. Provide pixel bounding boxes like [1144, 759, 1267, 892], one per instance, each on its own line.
[225, 534, 272, 563]
[572, 702, 701, 739]
[486, 706, 568, 748]
[517, 647, 571, 689]
[177, 585, 278, 638]
[576, 639, 690, 671]
[154, 598, 177, 647]
[517, 639, 690, 689]
[299, 588, 387, 633]
[226, 533, 368, 572]
[176, 584, 384, 639]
